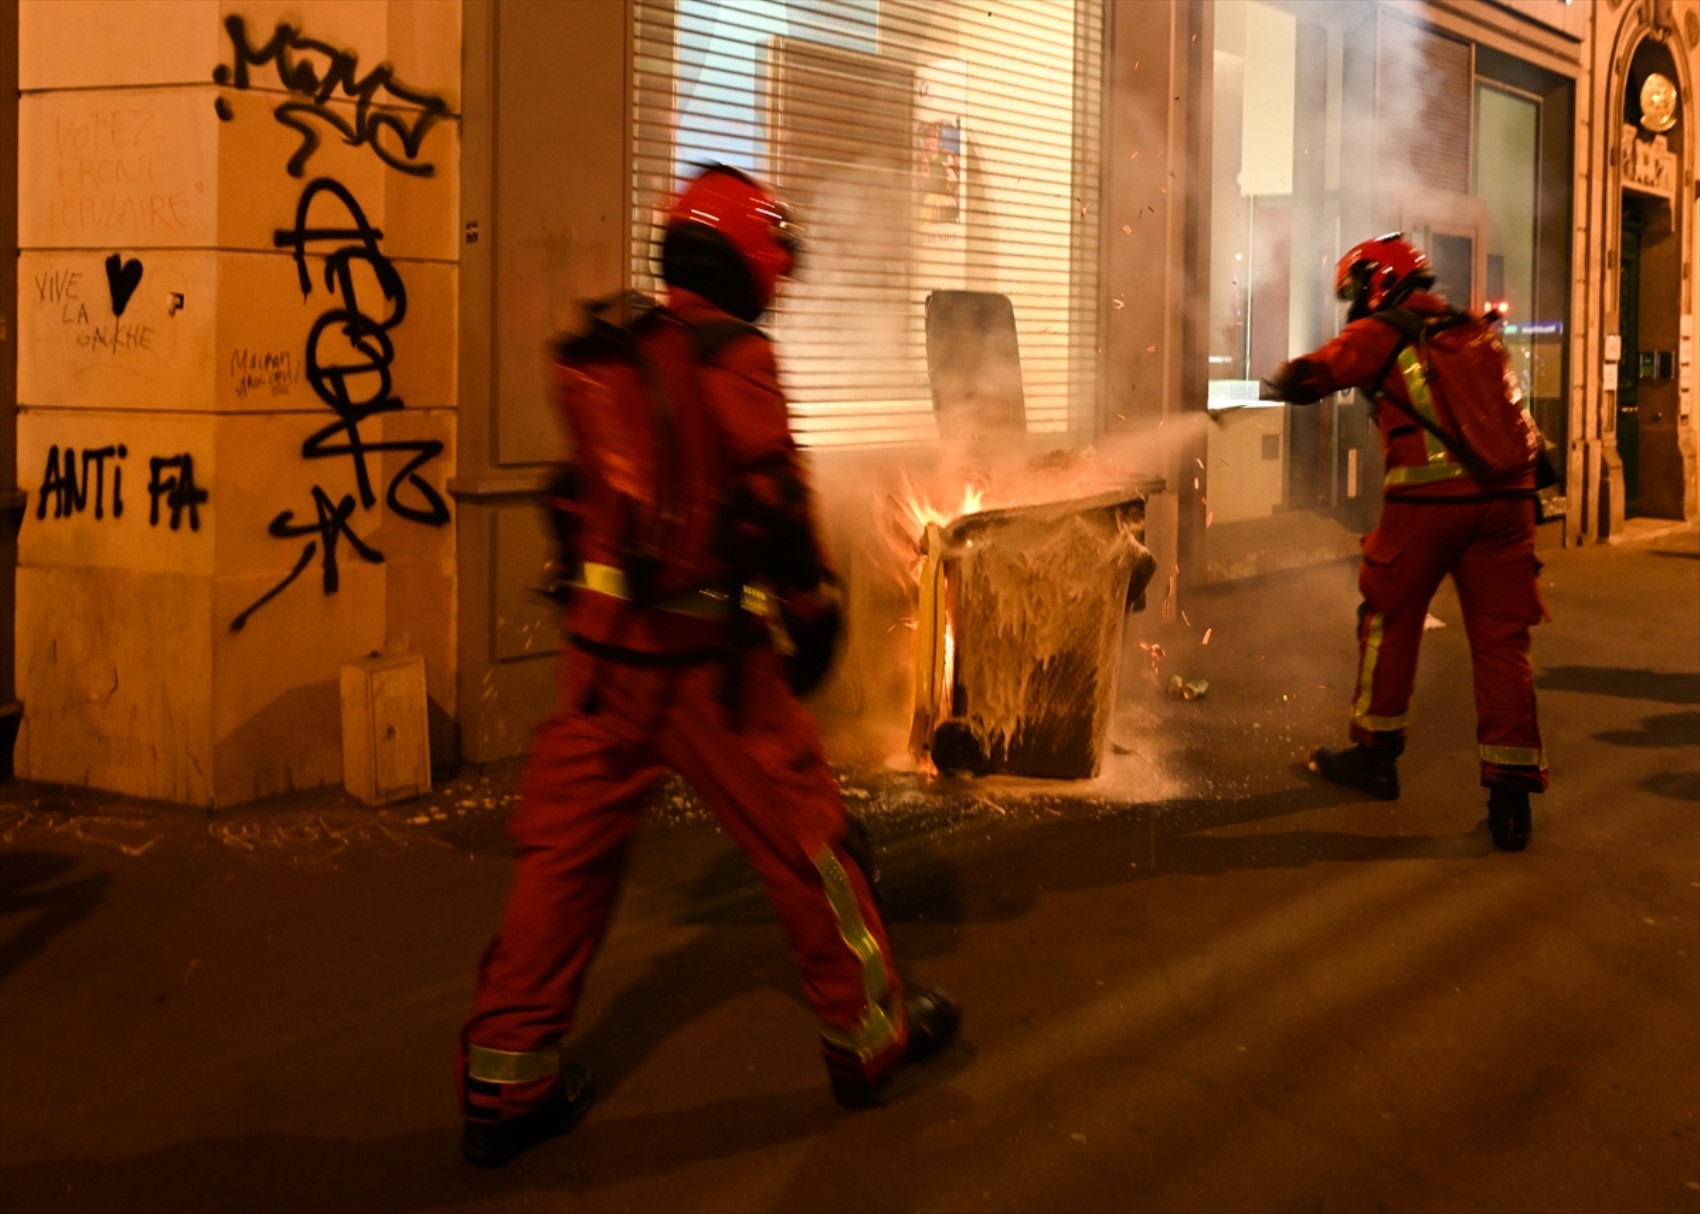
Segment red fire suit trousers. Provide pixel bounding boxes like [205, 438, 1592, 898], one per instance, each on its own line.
[459, 643, 908, 1119]
[1349, 496, 1549, 792]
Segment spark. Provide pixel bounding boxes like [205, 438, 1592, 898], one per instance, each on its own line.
[1113, 296, 1125, 310]
[1122, 224, 1132, 235]
[1202, 627, 1213, 646]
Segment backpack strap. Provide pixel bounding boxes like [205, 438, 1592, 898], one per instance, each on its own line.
[1365, 307, 1492, 478]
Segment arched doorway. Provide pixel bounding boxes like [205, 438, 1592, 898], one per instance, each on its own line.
[1612, 33, 1693, 525]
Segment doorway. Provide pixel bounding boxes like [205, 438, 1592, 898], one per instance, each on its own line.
[1399, 187, 1489, 314]
[1617, 212, 1642, 517]
[1619, 194, 1684, 520]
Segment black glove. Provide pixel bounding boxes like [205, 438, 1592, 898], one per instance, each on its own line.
[778, 574, 843, 695]
[1262, 359, 1329, 405]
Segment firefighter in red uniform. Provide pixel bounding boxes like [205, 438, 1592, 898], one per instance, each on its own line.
[1264, 233, 1547, 853]
[457, 165, 961, 1168]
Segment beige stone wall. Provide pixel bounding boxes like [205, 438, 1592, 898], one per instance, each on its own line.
[15, 0, 460, 805]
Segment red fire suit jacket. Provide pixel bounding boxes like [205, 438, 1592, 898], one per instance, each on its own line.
[1270, 291, 1536, 501]
[554, 287, 833, 657]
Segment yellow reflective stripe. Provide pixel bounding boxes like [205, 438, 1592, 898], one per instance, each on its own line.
[740, 584, 772, 616]
[574, 561, 770, 621]
[1480, 745, 1546, 767]
[578, 561, 630, 600]
[1395, 348, 1453, 466]
[1352, 611, 1384, 729]
[813, 848, 902, 1061]
[1354, 712, 1408, 732]
[467, 1043, 560, 1085]
[1386, 462, 1469, 486]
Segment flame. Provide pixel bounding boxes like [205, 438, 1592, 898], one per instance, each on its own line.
[895, 473, 985, 537]
[941, 618, 956, 712]
[887, 473, 987, 586]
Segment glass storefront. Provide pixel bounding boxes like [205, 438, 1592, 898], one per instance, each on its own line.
[1207, 0, 1345, 540]
[1208, 0, 1575, 544]
[1476, 85, 1551, 465]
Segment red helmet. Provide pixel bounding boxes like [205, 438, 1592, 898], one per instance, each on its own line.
[1334, 233, 1434, 320]
[660, 164, 800, 321]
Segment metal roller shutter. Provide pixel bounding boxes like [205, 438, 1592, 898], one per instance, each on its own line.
[631, 0, 1105, 448]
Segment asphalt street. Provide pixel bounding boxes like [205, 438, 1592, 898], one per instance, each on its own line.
[1, 524, 1697, 1214]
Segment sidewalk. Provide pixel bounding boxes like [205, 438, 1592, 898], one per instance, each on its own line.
[2, 519, 1694, 842]
[1, 522, 1696, 1214]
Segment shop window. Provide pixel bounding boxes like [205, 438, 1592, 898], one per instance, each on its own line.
[1208, 0, 1344, 523]
[632, 0, 1104, 447]
[1476, 87, 1546, 439]
[1473, 47, 1575, 492]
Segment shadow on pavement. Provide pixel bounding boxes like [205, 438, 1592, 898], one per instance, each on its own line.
[1537, 666, 1700, 704]
[1641, 770, 1700, 802]
[0, 851, 110, 988]
[1594, 709, 1700, 749]
[470, 777, 1481, 1118]
[0, 1083, 958, 1214]
[564, 903, 798, 1098]
[863, 781, 1485, 929]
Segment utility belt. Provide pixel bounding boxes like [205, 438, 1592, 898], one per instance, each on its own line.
[572, 560, 773, 621]
[566, 561, 786, 675]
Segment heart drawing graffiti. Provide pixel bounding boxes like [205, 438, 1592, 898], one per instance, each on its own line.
[104, 254, 144, 318]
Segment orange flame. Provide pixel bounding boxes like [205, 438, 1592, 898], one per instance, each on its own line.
[887, 473, 987, 586]
[895, 473, 986, 538]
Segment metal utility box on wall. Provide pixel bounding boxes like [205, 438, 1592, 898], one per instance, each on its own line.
[341, 654, 432, 805]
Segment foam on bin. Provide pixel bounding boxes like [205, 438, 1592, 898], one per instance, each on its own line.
[929, 490, 1158, 779]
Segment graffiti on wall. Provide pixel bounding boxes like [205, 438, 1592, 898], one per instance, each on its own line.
[46, 105, 199, 238]
[36, 445, 208, 531]
[33, 256, 161, 358]
[211, 16, 450, 178]
[229, 178, 449, 632]
[229, 349, 304, 400]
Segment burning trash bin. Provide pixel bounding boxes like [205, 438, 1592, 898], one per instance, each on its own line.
[910, 487, 1160, 779]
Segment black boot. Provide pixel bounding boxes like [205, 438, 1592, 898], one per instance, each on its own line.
[1308, 744, 1400, 801]
[1487, 789, 1532, 852]
[460, 1063, 596, 1168]
[830, 989, 963, 1110]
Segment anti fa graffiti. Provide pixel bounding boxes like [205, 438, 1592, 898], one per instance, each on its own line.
[38, 445, 126, 521]
[36, 444, 209, 531]
[230, 178, 448, 632]
[211, 16, 449, 178]
[148, 455, 210, 531]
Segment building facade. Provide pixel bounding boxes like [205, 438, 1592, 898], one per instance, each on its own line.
[5, 0, 1696, 805]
